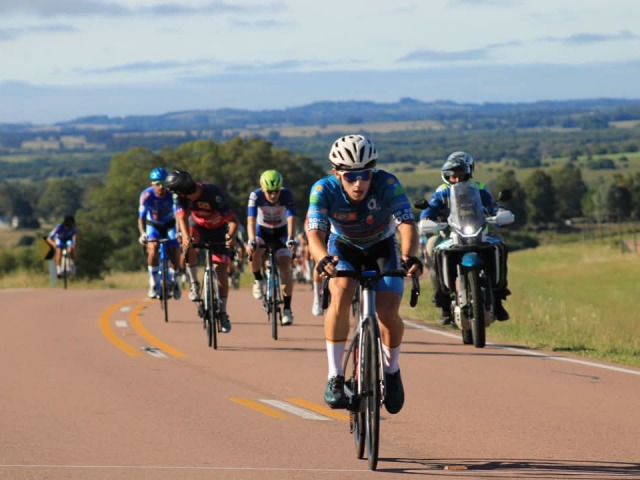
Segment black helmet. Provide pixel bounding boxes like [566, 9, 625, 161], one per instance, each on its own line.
[63, 215, 75, 227]
[166, 170, 197, 195]
[441, 154, 471, 186]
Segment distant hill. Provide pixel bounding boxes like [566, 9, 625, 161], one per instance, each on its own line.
[37, 97, 640, 132]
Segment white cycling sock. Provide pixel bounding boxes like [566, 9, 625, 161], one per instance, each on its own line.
[326, 341, 346, 377]
[381, 344, 401, 374]
[148, 266, 158, 287]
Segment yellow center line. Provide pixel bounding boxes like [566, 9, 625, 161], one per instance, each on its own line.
[286, 398, 350, 421]
[129, 302, 186, 359]
[99, 297, 144, 356]
[230, 398, 288, 419]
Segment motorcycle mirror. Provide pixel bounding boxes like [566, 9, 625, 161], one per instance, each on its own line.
[497, 189, 512, 202]
[413, 198, 428, 209]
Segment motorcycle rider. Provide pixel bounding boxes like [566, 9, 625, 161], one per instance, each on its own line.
[419, 151, 511, 323]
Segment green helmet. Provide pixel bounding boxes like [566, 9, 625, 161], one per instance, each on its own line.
[260, 170, 283, 190]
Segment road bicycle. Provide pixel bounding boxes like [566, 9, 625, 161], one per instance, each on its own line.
[259, 244, 284, 341]
[147, 238, 176, 323]
[323, 269, 420, 471]
[189, 241, 224, 349]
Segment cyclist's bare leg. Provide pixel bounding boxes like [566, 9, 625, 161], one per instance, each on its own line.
[186, 247, 199, 284]
[214, 261, 229, 298]
[169, 245, 181, 272]
[376, 291, 403, 349]
[250, 249, 263, 275]
[325, 277, 357, 342]
[277, 254, 293, 297]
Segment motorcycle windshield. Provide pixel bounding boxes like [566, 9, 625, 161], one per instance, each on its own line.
[448, 181, 486, 238]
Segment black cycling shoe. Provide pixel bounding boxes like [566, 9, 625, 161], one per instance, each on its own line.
[384, 370, 405, 414]
[495, 300, 510, 321]
[324, 375, 348, 409]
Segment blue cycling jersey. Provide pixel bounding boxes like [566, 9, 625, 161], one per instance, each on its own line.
[307, 169, 415, 249]
[138, 186, 176, 226]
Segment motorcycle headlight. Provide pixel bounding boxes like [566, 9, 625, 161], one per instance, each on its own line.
[463, 225, 475, 235]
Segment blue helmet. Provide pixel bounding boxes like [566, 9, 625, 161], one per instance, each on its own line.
[149, 167, 168, 182]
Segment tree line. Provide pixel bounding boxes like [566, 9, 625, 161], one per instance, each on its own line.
[2, 136, 640, 280]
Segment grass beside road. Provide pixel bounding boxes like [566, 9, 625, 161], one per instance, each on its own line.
[404, 239, 640, 368]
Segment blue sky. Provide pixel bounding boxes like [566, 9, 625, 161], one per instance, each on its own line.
[1, 0, 640, 124]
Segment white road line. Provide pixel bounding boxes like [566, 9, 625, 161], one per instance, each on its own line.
[259, 399, 330, 420]
[142, 347, 167, 358]
[0, 464, 367, 473]
[114, 320, 128, 328]
[404, 320, 640, 377]
[120, 306, 131, 312]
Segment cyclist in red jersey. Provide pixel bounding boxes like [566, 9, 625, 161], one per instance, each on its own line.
[166, 170, 238, 334]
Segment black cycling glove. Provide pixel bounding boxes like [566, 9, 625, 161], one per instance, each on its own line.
[316, 255, 336, 274]
[402, 255, 424, 274]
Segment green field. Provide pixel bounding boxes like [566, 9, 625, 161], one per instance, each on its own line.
[404, 238, 640, 367]
[390, 151, 640, 196]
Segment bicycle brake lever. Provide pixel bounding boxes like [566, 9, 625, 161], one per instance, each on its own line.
[410, 276, 420, 308]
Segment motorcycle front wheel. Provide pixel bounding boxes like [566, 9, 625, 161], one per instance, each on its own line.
[467, 270, 486, 348]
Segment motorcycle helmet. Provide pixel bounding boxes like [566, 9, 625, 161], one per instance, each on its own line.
[441, 154, 472, 186]
[446, 151, 474, 175]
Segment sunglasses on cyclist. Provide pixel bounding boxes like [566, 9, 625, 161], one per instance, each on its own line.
[265, 189, 281, 195]
[338, 169, 373, 183]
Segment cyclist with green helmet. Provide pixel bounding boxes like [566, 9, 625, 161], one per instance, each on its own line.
[246, 170, 298, 326]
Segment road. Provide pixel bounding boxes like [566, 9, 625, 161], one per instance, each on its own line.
[1, 286, 639, 479]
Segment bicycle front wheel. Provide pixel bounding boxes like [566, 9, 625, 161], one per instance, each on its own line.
[204, 273, 216, 349]
[362, 317, 380, 470]
[161, 257, 169, 323]
[62, 253, 69, 290]
[344, 332, 365, 459]
[269, 265, 279, 341]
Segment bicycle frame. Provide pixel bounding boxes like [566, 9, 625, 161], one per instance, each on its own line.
[190, 241, 223, 350]
[157, 239, 172, 322]
[262, 245, 283, 341]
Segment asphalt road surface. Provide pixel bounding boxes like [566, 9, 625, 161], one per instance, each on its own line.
[1, 285, 639, 480]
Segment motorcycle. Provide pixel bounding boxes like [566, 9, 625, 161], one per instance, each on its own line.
[417, 182, 514, 348]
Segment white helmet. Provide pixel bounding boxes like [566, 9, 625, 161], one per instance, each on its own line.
[329, 135, 378, 171]
[447, 151, 474, 175]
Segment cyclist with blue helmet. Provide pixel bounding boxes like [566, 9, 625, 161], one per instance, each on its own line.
[138, 167, 182, 299]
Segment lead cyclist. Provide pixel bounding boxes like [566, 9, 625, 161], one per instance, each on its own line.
[306, 134, 423, 413]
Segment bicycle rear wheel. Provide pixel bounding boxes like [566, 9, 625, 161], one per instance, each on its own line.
[362, 318, 380, 470]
